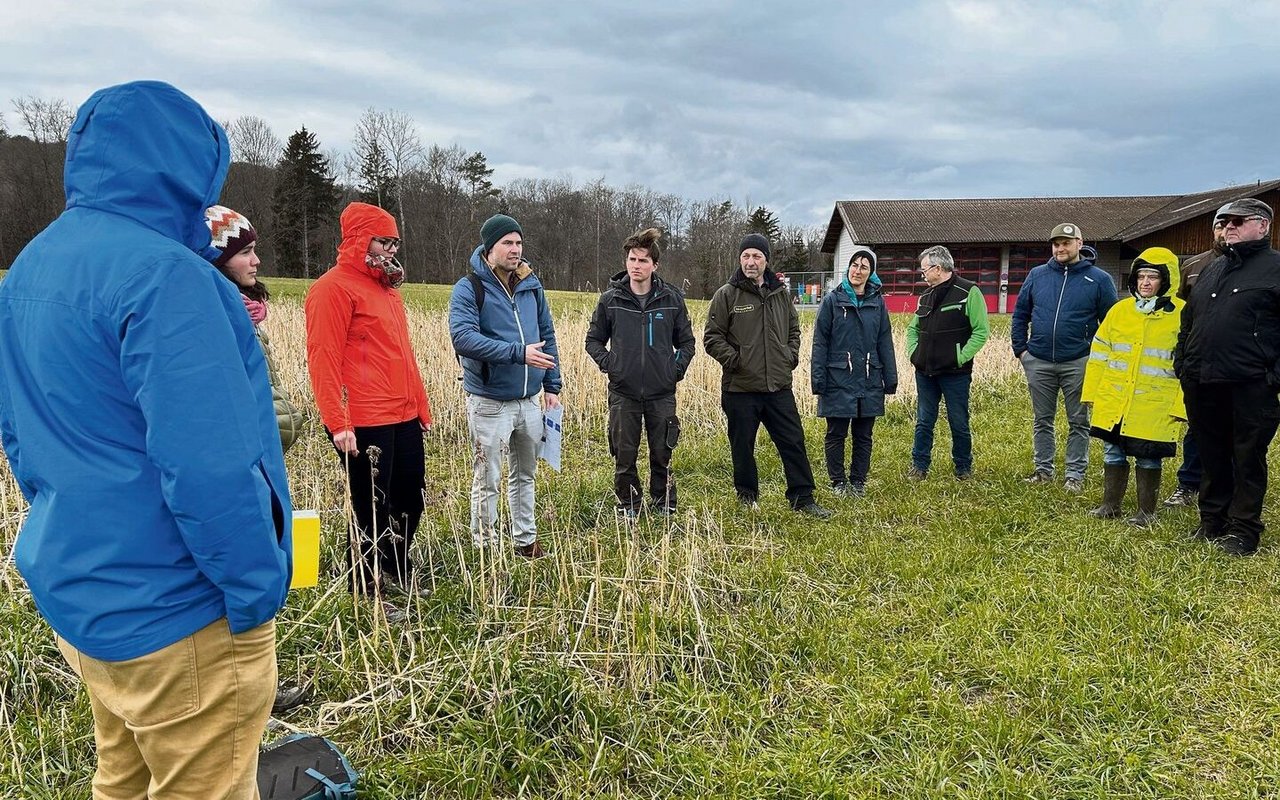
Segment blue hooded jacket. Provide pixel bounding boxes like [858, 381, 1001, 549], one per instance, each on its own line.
[448, 245, 562, 400]
[1011, 249, 1118, 362]
[0, 81, 291, 661]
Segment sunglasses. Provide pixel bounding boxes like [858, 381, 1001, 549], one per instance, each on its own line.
[372, 236, 402, 249]
[1218, 216, 1264, 229]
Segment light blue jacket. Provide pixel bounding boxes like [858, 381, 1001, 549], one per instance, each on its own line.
[448, 246, 562, 400]
[0, 81, 291, 661]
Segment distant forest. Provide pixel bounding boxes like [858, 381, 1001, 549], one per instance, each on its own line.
[0, 98, 832, 299]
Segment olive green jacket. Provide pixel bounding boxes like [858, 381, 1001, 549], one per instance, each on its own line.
[703, 268, 800, 393]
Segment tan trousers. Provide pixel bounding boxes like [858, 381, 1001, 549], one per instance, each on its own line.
[56, 618, 276, 800]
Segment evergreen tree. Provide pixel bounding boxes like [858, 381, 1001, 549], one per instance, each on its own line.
[778, 232, 809, 275]
[357, 141, 398, 217]
[746, 205, 781, 242]
[461, 151, 500, 221]
[273, 127, 338, 278]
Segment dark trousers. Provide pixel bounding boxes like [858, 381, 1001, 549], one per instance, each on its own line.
[1182, 380, 1280, 545]
[824, 416, 876, 486]
[331, 419, 425, 595]
[1176, 428, 1202, 489]
[608, 391, 680, 511]
[912, 371, 973, 475]
[721, 389, 816, 507]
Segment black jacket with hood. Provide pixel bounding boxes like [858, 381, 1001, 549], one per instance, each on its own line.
[585, 271, 696, 400]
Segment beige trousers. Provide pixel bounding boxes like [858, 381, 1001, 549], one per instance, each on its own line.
[56, 618, 276, 800]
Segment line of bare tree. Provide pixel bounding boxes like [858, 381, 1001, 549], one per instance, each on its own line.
[0, 99, 832, 298]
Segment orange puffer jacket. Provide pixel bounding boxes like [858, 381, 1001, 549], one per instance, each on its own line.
[305, 203, 431, 433]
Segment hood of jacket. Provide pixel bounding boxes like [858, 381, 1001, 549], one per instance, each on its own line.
[336, 202, 400, 280]
[1126, 246, 1181, 303]
[64, 80, 230, 257]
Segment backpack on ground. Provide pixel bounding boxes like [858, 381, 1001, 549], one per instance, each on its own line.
[257, 734, 358, 800]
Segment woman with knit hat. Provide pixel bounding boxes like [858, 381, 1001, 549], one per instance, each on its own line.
[206, 205, 309, 712]
[811, 247, 898, 497]
[305, 202, 432, 617]
[206, 206, 305, 452]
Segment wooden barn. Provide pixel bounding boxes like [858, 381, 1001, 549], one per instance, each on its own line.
[820, 179, 1280, 314]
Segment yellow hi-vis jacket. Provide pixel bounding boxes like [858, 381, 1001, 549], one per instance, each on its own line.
[1082, 247, 1186, 444]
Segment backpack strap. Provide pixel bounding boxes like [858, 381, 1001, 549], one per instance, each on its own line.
[456, 272, 491, 384]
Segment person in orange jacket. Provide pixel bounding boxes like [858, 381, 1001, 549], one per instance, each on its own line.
[305, 202, 431, 606]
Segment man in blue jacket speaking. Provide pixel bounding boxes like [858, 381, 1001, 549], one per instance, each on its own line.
[1011, 223, 1118, 492]
[449, 214, 562, 559]
[0, 82, 291, 797]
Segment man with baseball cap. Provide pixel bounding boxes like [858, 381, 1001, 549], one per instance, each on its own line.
[449, 213, 561, 558]
[704, 233, 832, 518]
[1011, 223, 1118, 493]
[1176, 198, 1280, 555]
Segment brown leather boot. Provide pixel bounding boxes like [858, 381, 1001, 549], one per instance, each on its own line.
[1089, 463, 1129, 519]
[1127, 467, 1161, 527]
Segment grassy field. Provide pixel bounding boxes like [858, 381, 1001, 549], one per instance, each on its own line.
[3, 278, 1280, 798]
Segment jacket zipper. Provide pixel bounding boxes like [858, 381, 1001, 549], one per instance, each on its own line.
[1051, 264, 1068, 362]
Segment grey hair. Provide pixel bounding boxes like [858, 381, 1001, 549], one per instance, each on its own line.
[918, 245, 955, 272]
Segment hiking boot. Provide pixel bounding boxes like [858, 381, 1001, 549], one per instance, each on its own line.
[737, 492, 760, 510]
[1063, 477, 1085, 494]
[616, 506, 641, 522]
[384, 575, 432, 600]
[1126, 466, 1161, 527]
[795, 502, 833, 520]
[848, 482, 866, 497]
[1024, 470, 1054, 484]
[1216, 532, 1258, 557]
[1089, 463, 1128, 519]
[650, 504, 676, 517]
[272, 679, 311, 714]
[1189, 522, 1226, 541]
[907, 467, 927, 482]
[515, 541, 545, 559]
[1163, 484, 1198, 508]
[954, 470, 973, 481]
[380, 600, 407, 625]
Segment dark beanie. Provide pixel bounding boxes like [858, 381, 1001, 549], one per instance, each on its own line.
[740, 233, 770, 259]
[481, 214, 523, 253]
[205, 205, 257, 268]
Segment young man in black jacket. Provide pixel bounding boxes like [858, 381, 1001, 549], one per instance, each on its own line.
[586, 228, 696, 516]
[1176, 198, 1280, 556]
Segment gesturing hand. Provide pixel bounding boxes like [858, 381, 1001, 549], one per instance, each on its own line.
[524, 340, 556, 369]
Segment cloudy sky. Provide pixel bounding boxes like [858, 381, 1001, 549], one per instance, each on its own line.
[3, 1, 1277, 228]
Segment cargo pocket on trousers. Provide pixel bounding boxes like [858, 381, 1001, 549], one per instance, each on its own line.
[665, 416, 682, 450]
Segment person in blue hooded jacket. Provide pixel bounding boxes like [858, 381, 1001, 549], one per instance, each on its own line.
[449, 214, 561, 558]
[811, 247, 898, 497]
[1011, 223, 1118, 493]
[0, 81, 290, 797]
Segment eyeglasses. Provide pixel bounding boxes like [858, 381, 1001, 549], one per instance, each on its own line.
[372, 236, 402, 249]
[848, 262, 872, 273]
[919, 263, 939, 276]
[1218, 216, 1264, 229]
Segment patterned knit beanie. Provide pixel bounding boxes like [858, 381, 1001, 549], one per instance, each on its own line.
[205, 205, 257, 268]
